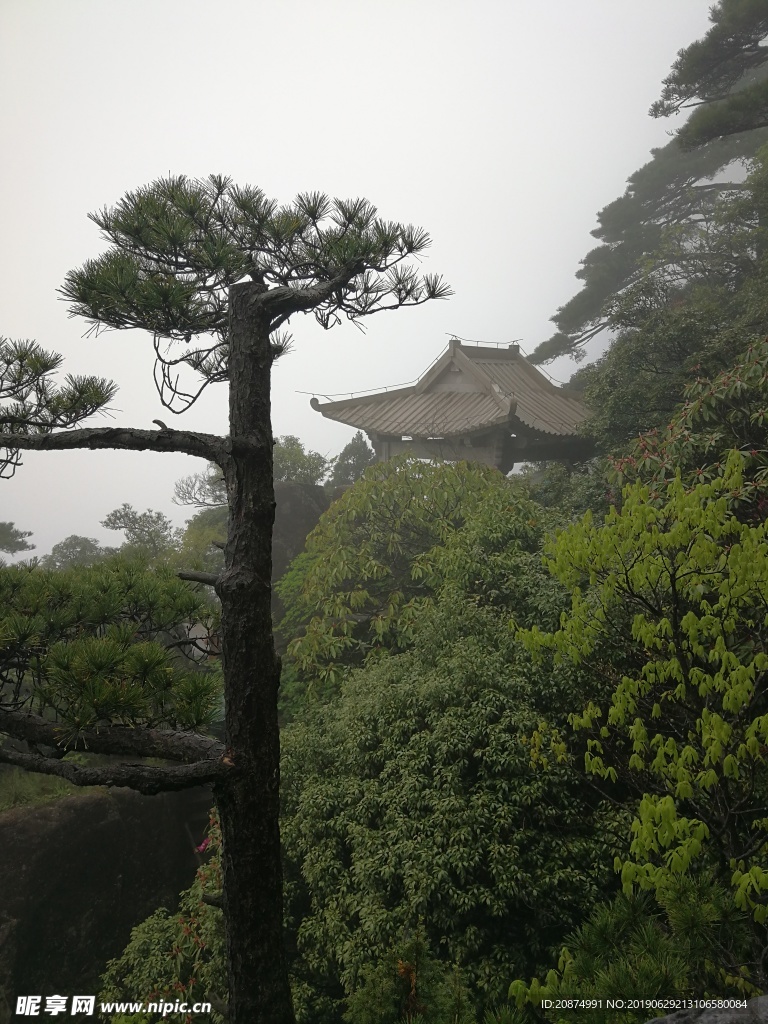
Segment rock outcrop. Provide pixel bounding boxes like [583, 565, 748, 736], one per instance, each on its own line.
[644, 996, 768, 1024]
[0, 787, 211, 1022]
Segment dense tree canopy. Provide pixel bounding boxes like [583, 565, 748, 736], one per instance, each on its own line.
[14, 36, 768, 1018]
[273, 435, 330, 486]
[278, 458, 516, 691]
[101, 504, 182, 560]
[569, 145, 768, 448]
[520, 459, 768, 975]
[97, 331, 768, 1020]
[103, 469, 627, 1023]
[0, 559, 222, 767]
[529, 131, 767, 363]
[282, 600, 623, 1016]
[652, 0, 768, 149]
[326, 430, 375, 489]
[510, 879, 757, 1024]
[40, 534, 115, 570]
[278, 470, 624, 1014]
[612, 336, 768, 519]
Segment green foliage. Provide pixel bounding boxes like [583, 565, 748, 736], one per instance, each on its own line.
[278, 457, 514, 692]
[531, 0, 768, 367]
[41, 534, 115, 570]
[327, 431, 376, 489]
[509, 875, 757, 1024]
[102, 503, 183, 560]
[613, 336, 768, 521]
[0, 520, 34, 556]
[281, 592, 623, 1010]
[178, 506, 227, 575]
[41, 506, 190, 574]
[274, 434, 330, 485]
[173, 435, 337, 576]
[510, 462, 615, 521]
[570, 147, 768, 447]
[522, 454, 768, 941]
[652, 0, 768, 148]
[100, 813, 226, 1024]
[276, 463, 623, 1016]
[177, 439, 332, 503]
[529, 129, 768, 363]
[0, 558, 221, 734]
[679, 75, 768, 151]
[344, 933, 476, 1024]
[0, 337, 117, 476]
[101, 467, 627, 1020]
[174, 436, 336, 580]
[21, 170, 452, 1024]
[572, 282, 755, 447]
[422, 485, 567, 631]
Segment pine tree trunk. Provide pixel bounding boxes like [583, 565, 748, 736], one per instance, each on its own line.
[214, 281, 296, 1023]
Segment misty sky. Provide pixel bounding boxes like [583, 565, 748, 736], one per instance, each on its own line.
[0, 0, 713, 557]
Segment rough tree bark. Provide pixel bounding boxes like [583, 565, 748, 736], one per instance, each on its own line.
[213, 281, 295, 1023]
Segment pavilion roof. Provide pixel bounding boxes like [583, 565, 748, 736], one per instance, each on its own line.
[310, 341, 589, 438]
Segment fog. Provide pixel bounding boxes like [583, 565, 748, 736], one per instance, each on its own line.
[0, 0, 711, 555]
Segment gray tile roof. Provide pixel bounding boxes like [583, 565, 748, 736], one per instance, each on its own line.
[470, 352, 588, 436]
[311, 342, 589, 439]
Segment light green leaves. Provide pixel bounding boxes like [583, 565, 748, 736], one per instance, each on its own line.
[521, 450, 768, 921]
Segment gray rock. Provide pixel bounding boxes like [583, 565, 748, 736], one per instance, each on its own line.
[644, 994, 768, 1024]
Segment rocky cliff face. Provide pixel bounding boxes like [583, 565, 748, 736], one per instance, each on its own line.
[0, 787, 211, 1022]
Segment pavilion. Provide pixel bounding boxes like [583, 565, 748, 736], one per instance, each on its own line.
[310, 339, 594, 473]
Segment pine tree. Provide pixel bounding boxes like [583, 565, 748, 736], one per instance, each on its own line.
[652, 0, 768, 149]
[0, 520, 34, 555]
[531, 0, 768, 364]
[326, 430, 375, 488]
[0, 175, 450, 1024]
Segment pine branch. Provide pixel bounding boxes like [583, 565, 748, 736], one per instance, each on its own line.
[260, 270, 365, 318]
[0, 745, 230, 795]
[0, 425, 225, 462]
[0, 708, 225, 762]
